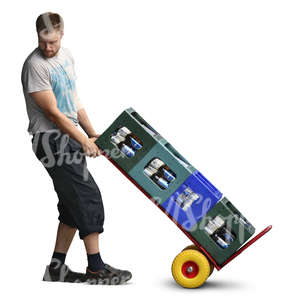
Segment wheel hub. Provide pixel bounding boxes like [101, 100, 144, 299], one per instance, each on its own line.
[187, 266, 193, 273]
[182, 261, 199, 278]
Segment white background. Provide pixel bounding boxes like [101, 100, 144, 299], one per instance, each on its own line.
[1, 0, 282, 299]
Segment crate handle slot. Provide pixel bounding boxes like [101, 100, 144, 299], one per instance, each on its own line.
[130, 111, 159, 137]
[164, 142, 191, 168]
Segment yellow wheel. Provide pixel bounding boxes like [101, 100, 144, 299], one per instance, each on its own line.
[182, 245, 215, 276]
[171, 249, 210, 288]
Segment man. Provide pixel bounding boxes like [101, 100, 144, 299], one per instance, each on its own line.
[21, 12, 132, 285]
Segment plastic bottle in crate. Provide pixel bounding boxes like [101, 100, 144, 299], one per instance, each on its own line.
[117, 127, 143, 150]
[111, 134, 135, 158]
[176, 187, 199, 211]
[204, 216, 225, 235]
[212, 227, 236, 249]
[150, 158, 176, 182]
[204, 216, 235, 248]
[144, 165, 169, 189]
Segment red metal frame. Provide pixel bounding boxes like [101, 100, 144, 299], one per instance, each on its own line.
[220, 225, 272, 268]
[101, 152, 272, 271]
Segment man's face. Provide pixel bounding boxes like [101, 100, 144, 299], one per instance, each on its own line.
[38, 30, 63, 58]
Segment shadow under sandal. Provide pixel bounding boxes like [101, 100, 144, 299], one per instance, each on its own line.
[43, 264, 86, 283]
[85, 264, 132, 285]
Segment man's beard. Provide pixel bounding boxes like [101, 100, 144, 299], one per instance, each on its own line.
[40, 47, 60, 58]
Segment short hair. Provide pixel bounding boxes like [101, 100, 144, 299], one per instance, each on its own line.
[36, 12, 64, 36]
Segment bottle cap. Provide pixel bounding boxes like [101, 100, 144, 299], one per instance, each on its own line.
[111, 135, 123, 144]
[118, 126, 131, 137]
[150, 158, 165, 169]
[213, 216, 225, 228]
[204, 220, 218, 235]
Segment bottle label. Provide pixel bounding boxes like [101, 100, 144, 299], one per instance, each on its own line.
[156, 176, 168, 189]
[162, 169, 175, 182]
[222, 232, 234, 243]
[121, 144, 135, 157]
[216, 236, 229, 248]
[130, 137, 142, 150]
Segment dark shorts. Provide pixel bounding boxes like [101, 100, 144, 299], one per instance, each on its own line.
[31, 129, 104, 239]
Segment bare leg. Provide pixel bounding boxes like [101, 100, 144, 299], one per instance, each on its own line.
[83, 232, 100, 254]
[54, 222, 77, 253]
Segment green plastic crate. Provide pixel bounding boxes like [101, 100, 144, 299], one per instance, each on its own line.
[128, 141, 196, 204]
[96, 108, 164, 173]
[189, 197, 255, 265]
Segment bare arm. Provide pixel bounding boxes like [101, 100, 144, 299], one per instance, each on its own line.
[77, 108, 99, 138]
[29, 90, 100, 157]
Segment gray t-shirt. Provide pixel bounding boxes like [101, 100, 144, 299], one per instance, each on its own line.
[21, 46, 84, 135]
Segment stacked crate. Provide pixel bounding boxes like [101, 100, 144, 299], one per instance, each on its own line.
[96, 107, 255, 266]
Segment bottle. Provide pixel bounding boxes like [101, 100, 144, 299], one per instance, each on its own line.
[110, 133, 125, 146]
[117, 127, 143, 150]
[111, 133, 135, 158]
[213, 234, 229, 249]
[150, 158, 176, 182]
[175, 187, 199, 210]
[183, 187, 199, 202]
[212, 226, 235, 249]
[152, 174, 169, 190]
[218, 227, 235, 244]
[176, 193, 193, 211]
[120, 143, 135, 158]
[176, 193, 188, 208]
[144, 165, 158, 177]
[144, 165, 168, 189]
[204, 216, 235, 249]
[182, 197, 196, 210]
[204, 216, 225, 235]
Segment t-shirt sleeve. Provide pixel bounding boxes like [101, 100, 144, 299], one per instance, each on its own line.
[22, 61, 52, 93]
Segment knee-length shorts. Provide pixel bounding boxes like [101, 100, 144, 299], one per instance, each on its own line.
[31, 129, 104, 239]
